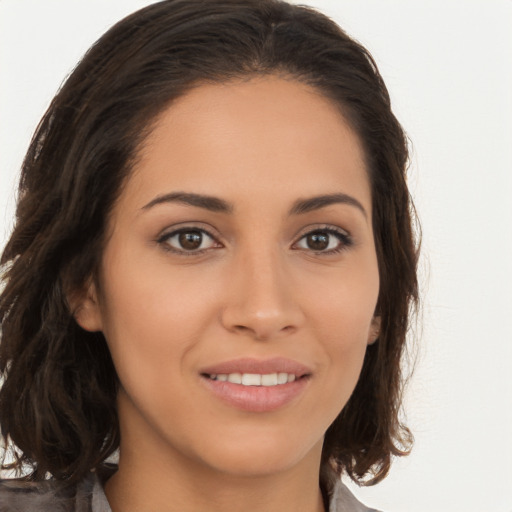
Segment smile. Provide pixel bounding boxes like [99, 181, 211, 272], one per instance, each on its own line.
[206, 372, 297, 386]
[199, 358, 311, 412]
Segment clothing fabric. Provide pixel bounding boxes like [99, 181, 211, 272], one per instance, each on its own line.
[0, 469, 380, 512]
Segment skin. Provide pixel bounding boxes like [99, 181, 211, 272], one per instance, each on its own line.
[75, 75, 380, 512]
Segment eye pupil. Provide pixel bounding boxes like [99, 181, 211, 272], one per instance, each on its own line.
[179, 231, 202, 250]
[307, 232, 329, 251]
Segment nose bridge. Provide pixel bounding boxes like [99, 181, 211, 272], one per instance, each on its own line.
[221, 237, 302, 339]
[243, 243, 285, 306]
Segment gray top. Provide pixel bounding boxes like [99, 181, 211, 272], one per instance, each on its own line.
[0, 469, 380, 511]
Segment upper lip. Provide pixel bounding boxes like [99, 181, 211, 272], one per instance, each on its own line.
[200, 357, 312, 377]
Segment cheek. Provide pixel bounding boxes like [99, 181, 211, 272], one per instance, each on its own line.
[299, 262, 379, 387]
[96, 266, 220, 431]
[96, 250, 221, 383]
[101, 239, 219, 327]
[303, 267, 379, 341]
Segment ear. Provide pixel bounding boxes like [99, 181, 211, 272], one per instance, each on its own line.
[367, 316, 381, 345]
[68, 279, 104, 332]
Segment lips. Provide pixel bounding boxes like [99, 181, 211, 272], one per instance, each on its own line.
[199, 357, 312, 412]
[200, 357, 312, 377]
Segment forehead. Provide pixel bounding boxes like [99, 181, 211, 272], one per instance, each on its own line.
[120, 75, 371, 217]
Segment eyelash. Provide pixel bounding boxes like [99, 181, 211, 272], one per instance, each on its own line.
[293, 227, 353, 255]
[157, 225, 353, 256]
[157, 227, 221, 256]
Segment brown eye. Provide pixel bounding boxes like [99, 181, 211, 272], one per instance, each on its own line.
[160, 228, 218, 253]
[306, 232, 329, 251]
[294, 228, 352, 254]
[179, 231, 203, 250]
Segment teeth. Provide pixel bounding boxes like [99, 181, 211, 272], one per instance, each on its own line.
[209, 372, 299, 386]
[227, 373, 242, 384]
[242, 373, 261, 386]
[277, 372, 288, 384]
[261, 373, 277, 386]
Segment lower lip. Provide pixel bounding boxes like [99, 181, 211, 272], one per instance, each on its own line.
[200, 376, 310, 412]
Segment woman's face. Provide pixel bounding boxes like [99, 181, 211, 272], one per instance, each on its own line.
[77, 76, 380, 478]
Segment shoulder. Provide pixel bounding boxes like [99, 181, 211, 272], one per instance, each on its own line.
[330, 479, 383, 512]
[0, 472, 96, 512]
[0, 478, 76, 512]
[0, 463, 116, 512]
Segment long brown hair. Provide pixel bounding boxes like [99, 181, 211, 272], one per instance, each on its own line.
[0, 0, 419, 486]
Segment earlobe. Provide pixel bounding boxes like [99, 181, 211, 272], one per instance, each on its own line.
[367, 316, 381, 345]
[69, 280, 103, 333]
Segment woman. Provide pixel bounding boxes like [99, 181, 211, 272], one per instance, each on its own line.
[0, 1, 419, 511]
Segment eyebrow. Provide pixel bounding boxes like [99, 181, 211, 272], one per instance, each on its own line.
[142, 192, 233, 213]
[289, 193, 367, 218]
[142, 191, 367, 218]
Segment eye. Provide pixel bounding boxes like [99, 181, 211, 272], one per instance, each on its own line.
[158, 228, 220, 254]
[294, 228, 352, 254]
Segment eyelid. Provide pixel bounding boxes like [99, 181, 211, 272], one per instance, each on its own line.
[292, 224, 353, 254]
[156, 224, 223, 255]
[155, 222, 353, 256]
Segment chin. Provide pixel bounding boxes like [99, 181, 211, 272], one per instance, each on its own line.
[187, 427, 324, 478]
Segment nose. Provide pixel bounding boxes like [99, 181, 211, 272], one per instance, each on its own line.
[220, 247, 304, 341]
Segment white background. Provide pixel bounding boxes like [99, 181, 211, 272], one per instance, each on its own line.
[1, 1, 511, 511]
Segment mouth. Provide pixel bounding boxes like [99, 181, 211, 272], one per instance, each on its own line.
[202, 372, 306, 386]
[199, 357, 312, 412]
